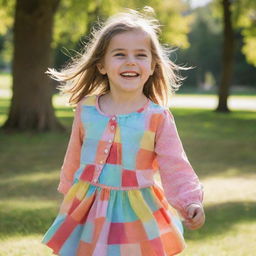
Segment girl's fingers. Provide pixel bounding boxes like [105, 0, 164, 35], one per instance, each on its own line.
[184, 204, 205, 230]
[184, 210, 205, 230]
[192, 209, 204, 222]
[187, 206, 197, 219]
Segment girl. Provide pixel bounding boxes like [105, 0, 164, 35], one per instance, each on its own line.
[42, 7, 205, 256]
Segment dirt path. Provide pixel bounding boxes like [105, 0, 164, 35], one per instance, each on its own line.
[170, 95, 256, 111]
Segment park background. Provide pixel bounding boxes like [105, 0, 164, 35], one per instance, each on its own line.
[0, 0, 255, 255]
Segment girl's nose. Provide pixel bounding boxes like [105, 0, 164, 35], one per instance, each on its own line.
[126, 56, 136, 66]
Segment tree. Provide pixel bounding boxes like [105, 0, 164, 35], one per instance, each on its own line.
[216, 0, 234, 112]
[2, 0, 63, 132]
[211, 0, 256, 112]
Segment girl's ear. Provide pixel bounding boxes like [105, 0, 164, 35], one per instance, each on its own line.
[97, 63, 107, 75]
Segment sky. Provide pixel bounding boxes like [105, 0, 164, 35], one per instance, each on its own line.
[188, 0, 213, 8]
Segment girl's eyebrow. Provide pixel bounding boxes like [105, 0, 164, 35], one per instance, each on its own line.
[111, 48, 149, 53]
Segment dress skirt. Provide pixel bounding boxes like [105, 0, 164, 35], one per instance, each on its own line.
[42, 179, 186, 256]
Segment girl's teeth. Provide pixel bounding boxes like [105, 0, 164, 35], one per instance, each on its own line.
[121, 73, 138, 77]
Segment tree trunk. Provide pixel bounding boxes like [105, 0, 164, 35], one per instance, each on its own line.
[216, 0, 235, 112]
[2, 0, 64, 132]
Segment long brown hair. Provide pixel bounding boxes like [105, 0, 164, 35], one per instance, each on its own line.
[47, 7, 186, 107]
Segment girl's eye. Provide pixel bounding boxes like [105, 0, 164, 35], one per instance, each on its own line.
[114, 53, 125, 56]
[137, 54, 147, 57]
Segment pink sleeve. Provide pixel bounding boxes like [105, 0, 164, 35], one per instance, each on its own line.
[155, 109, 203, 218]
[57, 101, 84, 194]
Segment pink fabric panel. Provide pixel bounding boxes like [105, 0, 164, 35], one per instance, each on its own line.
[57, 101, 84, 194]
[155, 109, 203, 218]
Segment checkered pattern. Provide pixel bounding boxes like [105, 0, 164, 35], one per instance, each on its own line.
[42, 181, 185, 256]
[42, 95, 203, 255]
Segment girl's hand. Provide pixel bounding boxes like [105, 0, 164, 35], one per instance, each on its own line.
[183, 204, 205, 230]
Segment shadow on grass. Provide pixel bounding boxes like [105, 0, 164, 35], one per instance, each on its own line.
[172, 108, 256, 178]
[184, 201, 256, 240]
[0, 205, 59, 238]
[0, 178, 60, 200]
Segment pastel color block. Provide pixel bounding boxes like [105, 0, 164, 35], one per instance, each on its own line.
[100, 188, 110, 201]
[93, 243, 108, 255]
[42, 214, 66, 244]
[68, 197, 81, 215]
[60, 185, 79, 214]
[70, 193, 95, 224]
[140, 130, 155, 151]
[110, 191, 138, 222]
[77, 241, 94, 256]
[46, 216, 78, 254]
[81, 138, 98, 163]
[124, 220, 148, 243]
[152, 186, 169, 209]
[114, 126, 121, 143]
[92, 217, 105, 242]
[59, 225, 82, 256]
[121, 142, 138, 170]
[128, 190, 153, 222]
[136, 170, 154, 187]
[107, 244, 121, 256]
[122, 169, 138, 187]
[84, 116, 107, 140]
[122, 115, 145, 130]
[149, 113, 164, 132]
[160, 231, 185, 254]
[140, 240, 158, 256]
[98, 164, 122, 187]
[95, 200, 108, 218]
[143, 219, 160, 240]
[136, 149, 155, 169]
[106, 142, 122, 164]
[108, 222, 128, 244]
[120, 243, 142, 256]
[140, 188, 159, 212]
[149, 237, 165, 256]
[95, 140, 110, 163]
[80, 165, 95, 182]
[81, 221, 94, 243]
[153, 208, 170, 231]
[75, 181, 90, 200]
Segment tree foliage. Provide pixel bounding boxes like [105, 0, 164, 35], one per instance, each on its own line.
[211, 0, 256, 66]
[0, 0, 14, 35]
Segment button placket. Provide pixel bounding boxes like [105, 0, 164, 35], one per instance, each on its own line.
[109, 116, 117, 132]
[93, 165, 103, 183]
[93, 116, 116, 184]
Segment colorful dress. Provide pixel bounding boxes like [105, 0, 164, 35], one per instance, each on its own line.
[42, 94, 203, 256]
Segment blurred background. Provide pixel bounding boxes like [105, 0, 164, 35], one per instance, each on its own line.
[0, 0, 255, 255]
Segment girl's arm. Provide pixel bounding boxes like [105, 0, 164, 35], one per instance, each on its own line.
[155, 109, 204, 219]
[57, 101, 84, 194]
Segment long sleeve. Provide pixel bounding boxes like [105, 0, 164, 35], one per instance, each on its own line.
[155, 109, 203, 218]
[57, 101, 84, 194]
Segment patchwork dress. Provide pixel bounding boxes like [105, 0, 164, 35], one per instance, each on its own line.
[42, 94, 203, 256]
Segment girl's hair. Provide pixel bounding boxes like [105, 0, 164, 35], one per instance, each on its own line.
[47, 7, 186, 107]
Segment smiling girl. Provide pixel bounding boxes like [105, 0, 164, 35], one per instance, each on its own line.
[42, 7, 205, 256]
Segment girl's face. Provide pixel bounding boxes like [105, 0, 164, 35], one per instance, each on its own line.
[97, 29, 155, 95]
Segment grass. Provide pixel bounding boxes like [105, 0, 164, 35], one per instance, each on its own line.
[0, 73, 256, 255]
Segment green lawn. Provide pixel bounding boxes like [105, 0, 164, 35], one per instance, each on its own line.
[0, 74, 256, 256]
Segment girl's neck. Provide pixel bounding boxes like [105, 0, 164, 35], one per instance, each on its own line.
[99, 92, 148, 115]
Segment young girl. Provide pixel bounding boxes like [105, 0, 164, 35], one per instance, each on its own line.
[42, 7, 205, 256]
